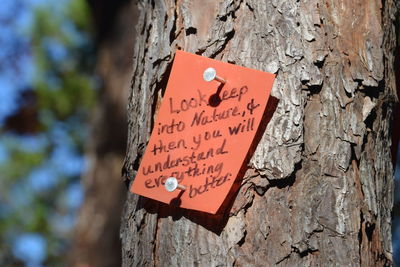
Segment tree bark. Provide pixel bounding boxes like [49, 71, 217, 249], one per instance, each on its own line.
[121, 1, 398, 266]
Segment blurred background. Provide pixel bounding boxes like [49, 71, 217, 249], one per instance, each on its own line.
[0, 0, 135, 266]
[0, 0, 398, 266]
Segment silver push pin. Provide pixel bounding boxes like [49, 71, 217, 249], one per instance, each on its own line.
[164, 177, 186, 192]
[203, 67, 226, 84]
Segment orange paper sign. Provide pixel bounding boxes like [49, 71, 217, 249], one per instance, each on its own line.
[130, 50, 275, 214]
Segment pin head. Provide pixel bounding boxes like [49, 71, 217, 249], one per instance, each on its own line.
[165, 177, 178, 192]
[203, 67, 217, 82]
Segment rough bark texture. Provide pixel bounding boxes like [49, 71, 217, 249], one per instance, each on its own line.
[121, 1, 398, 266]
[70, 1, 137, 266]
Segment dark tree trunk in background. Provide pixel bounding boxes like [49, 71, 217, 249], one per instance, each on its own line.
[69, 1, 137, 266]
[122, 0, 398, 266]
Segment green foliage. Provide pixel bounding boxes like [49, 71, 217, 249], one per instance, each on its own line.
[67, 0, 93, 32]
[0, 140, 44, 182]
[31, 0, 96, 124]
[36, 71, 95, 122]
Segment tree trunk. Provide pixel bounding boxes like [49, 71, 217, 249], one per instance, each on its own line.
[121, 1, 398, 266]
[70, 1, 137, 266]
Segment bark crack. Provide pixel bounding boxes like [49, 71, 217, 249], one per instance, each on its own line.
[151, 213, 160, 267]
[169, 1, 179, 45]
[209, 29, 235, 59]
[264, 160, 301, 189]
[185, 27, 197, 36]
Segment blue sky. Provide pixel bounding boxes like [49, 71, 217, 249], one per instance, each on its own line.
[0, 0, 33, 123]
[13, 233, 46, 267]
